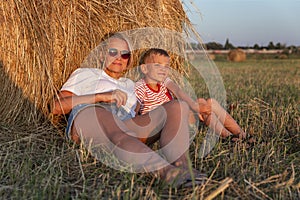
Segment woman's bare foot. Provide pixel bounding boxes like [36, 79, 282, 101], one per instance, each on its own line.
[160, 166, 206, 188]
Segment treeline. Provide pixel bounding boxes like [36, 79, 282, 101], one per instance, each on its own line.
[188, 38, 300, 54]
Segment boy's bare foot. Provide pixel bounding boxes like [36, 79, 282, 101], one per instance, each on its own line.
[224, 132, 255, 146]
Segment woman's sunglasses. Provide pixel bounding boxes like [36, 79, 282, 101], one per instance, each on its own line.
[108, 48, 131, 59]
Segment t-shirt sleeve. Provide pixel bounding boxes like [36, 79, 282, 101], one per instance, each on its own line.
[134, 80, 145, 104]
[60, 68, 94, 95]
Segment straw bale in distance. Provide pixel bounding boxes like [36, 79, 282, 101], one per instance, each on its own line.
[208, 54, 216, 60]
[227, 49, 246, 62]
[276, 54, 288, 59]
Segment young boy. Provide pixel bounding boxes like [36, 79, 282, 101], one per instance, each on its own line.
[135, 48, 247, 140]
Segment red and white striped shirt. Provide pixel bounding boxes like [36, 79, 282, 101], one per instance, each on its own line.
[135, 78, 173, 115]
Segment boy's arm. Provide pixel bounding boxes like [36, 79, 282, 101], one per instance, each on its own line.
[165, 79, 211, 116]
[134, 101, 141, 115]
[165, 80, 198, 112]
[134, 81, 145, 115]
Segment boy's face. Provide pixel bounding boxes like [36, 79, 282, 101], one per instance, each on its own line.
[141, 54, 170, 83]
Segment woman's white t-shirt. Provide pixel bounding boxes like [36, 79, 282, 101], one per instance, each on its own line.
[61, 68, 137, 117]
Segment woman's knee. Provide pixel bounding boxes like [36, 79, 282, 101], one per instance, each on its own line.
[164, 100, 189, 114]
[73, 106, 113, 136]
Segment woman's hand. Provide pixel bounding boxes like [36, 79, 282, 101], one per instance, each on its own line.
[98, 89, 127, 107]
[52, 89, 128, 115]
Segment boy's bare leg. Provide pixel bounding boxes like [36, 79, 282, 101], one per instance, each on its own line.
[207, 98, 246, 139]
[203, 112, 232, 138]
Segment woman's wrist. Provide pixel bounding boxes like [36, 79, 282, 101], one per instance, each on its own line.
[95, 93, 104, 103]
[95, 92, 110, 103]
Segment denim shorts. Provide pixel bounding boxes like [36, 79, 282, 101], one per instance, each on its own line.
[65, 103, 133, 140]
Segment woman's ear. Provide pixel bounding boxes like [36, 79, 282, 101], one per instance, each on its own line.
[99, 51, 105, 67]
[98, 45, 107, 68]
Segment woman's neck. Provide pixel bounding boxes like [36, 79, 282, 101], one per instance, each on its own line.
[104, 67, 123, 79]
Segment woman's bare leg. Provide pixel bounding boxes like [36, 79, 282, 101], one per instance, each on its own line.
[125, 100, 191, 168]
[71, 106, 185, 183]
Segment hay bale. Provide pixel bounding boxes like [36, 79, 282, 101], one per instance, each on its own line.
[276, 54, 288, 59]
[208, 54, 216, 60]
[227, 49, 246, 62]
[0, 0, 199, 124]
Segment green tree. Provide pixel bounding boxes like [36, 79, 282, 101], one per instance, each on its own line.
[224, 38, 234, 50]
[275, 42, 286, 49]
[253, 43, 260, 50]
[267, 41, 275, 49]
[205, 42, 223, 50]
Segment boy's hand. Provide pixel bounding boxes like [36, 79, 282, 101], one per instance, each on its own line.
[197, 99, 211, 115]
[198, 113, 205, 121]
[199, 104, 211, 115]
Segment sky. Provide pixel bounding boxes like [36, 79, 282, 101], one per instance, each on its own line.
[182, 0, 300, 46]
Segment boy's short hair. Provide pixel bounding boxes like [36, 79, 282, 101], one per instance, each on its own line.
[139, 48, 170, 65]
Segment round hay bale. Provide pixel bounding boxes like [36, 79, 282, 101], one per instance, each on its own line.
[227, 49, 246, 62]
[276, 54, 288, 59]
[0, 0, 200, 125]
[208, 54, 216, 60]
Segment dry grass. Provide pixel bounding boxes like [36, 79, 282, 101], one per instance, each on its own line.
[187, 58, 300, 199]
[1, 57, 299, 199]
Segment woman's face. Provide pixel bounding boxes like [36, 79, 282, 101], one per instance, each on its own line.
[104, 37, 130, 79]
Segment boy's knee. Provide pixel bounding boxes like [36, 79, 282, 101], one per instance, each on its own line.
[207, 98, 217, 106]
[197, 98, 207, 105]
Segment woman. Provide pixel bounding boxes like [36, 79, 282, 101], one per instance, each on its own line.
[52, 33, 205, 187]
